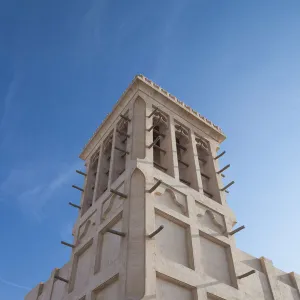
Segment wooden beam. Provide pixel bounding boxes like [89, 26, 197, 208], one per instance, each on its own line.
[68, 202, 81, 209]
[61, 241, 75, 248]
[120, 114, 131, 122]
[115, 146, 129, 155]
[217, 164, 230, 174]
[178, 159, 189, 167]
[180, 178, 190, 186]
[237, 270, 256, 280]
[147, 180, 162, 193]
[110, 189, 127, 198]
[214, 150, 226, 160]
[54, 275, 69, 284]
[76, 170, 87, 176]
[220, 181, 235, 191]
[148, 136, 161, 148]
[116, 129, 130, 138]
[153, 145, 166, 154]
[72, 185, 84, 192]
[203, 189, 213, 198]
[154, 162, 167, 172]
[201, 172, 210, 180]
[147, 107, 159, 118]
[106, 228, 126, 237]
[153, 129, 165, 138]
[229, 225, 245, 235]
[148, 225, 164, 238]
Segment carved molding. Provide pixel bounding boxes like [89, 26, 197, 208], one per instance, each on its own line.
[117, 118, 128, 132]
[155, 186, 186, 214]
[91, 148, 100, 164]
[197, 209, 226, 234]
[103, 136, 113, 154]
[153, 110, 168, 129]
[195, 136, 209, 153]
[175, 124, 190, 143]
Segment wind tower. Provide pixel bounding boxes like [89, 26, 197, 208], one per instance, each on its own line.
[25, 75, 300, 300]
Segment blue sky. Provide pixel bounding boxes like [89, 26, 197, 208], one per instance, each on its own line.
[0, 1, 300, 299]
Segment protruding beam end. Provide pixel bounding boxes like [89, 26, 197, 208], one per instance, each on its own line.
[120, 114, 131, 122]
[54, 275, 69, 284]
[61, 241, 75, 248]
[147, 180, 162, 193]
[106, 228, 126, 237]
[237, 270, 256, 280]
[229, 225, 245, 235]
[68, 202, 81, 209]
[148, 225, 164, 238]
[214, 150, 226, 160]
[148, 107, 159, 118]
[220, 181, 235, 191]
[217, 164, 230, 174]
[76, 170, 87, 176]
[110, 189, 127, 199]
[72, 185, 84, 192]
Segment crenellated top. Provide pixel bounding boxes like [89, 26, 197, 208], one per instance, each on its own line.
[137, 75, 223, 133]
[80, 74, 225, 159]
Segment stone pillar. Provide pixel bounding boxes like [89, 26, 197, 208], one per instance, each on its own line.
[260, 256, 282, 300]
[290, 272, 300, 296]
[93, 146, 103, 202]
[169, 116, 179, 180]
[107, 126, 117, 189]
[131, 96, 146, 160]
[46, 268, 59, 300]
[190, 131, 203, 193]
[125, 169, 146, 299]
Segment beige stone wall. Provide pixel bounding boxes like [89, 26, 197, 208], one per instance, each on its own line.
[25, 76, 299, 300]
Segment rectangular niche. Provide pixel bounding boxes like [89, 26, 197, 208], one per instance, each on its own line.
[196, 202, 226, 236]
[151, 107, 174, 177]
[70, 240, 93, 293]
[92, 276, 119, 300]
[155, 212, 192, 268]
[95, 215, 123, 273]
[195, 134, 221, 204]
[174, 121, 198, 191]
[153, 181, 187, 216]
[198, 232, 235, 287]
[156, 276, 195, 300]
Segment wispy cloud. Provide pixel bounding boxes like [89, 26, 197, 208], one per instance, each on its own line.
[0, 161, 82, 221]
[0, 276, 31, 291]
[0, 72, 19, 132]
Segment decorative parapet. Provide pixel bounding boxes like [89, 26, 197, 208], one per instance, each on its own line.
[138, 74, 223, 134]
[81, 74, 225, 158]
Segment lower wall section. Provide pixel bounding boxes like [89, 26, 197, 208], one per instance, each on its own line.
[155, 213, 190, 268]
[156, 277, 194, 300]
[92, 276, 119, 300]
[198, 233, 232, 286]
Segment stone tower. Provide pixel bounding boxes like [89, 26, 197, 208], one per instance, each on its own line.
[25, 75, 300, 300]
